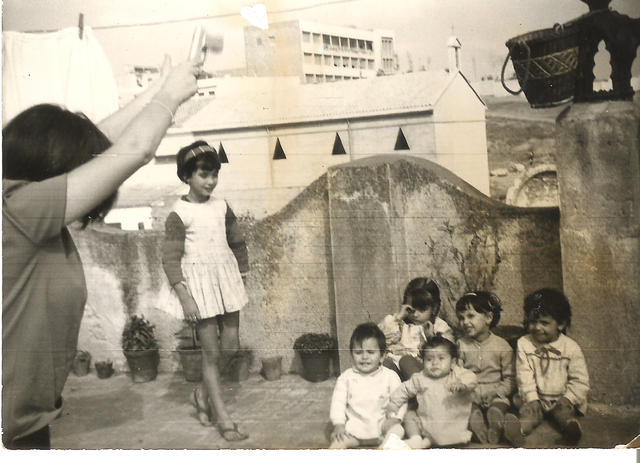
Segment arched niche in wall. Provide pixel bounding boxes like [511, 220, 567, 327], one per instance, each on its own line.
[505, 163, 559, 207]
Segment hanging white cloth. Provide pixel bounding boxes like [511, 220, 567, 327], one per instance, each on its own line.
[2, 26, 119, 126]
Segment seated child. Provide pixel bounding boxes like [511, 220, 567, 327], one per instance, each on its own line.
[378, 277, 453, 380]
[503, 288, 590, 447]
[387, 334, 477, 448]
[456, 291, 515, 444]
[329, 322, 406, 449]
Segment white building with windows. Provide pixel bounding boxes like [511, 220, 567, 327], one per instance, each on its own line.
[244, 20, 397, 83]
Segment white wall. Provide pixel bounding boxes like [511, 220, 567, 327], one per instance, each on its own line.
[269, 123, 350, 188]
[433, 74, 489, 194]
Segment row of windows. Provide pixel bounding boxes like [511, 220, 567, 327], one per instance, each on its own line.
[304, 74, 365, 83]
[380, 37, 394, 56]
[302, 30, 374, 53]
[382, 58, 395, 72]
[303, 52, 375, 70]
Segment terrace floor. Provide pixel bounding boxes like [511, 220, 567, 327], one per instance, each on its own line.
[46, 371, 640, 451]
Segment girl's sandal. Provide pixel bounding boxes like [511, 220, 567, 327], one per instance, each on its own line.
[191, 387, 213, 427]
[218, 423, 248, 442]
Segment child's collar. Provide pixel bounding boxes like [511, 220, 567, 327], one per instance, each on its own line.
[353, 365, 383, 376]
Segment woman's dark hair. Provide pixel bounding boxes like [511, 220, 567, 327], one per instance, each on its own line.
[402, 277, 441, 320]
[349, 322, 386, 353]
[455, 291, 503, 328]
[523, 288, 571, 332]
[419, 334, 458, 359]
[176, 140, 221, 183]
[2, 104, 115, 227]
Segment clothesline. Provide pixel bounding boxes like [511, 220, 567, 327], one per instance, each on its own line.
[17, 0, 358, 34]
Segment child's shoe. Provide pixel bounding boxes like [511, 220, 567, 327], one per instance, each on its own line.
[503, 413, 525, 447]
[563, 419, 582, 446]
[487, 406, 505, 445]
[404, 435, 431, 449]
[380, 433, 411, 450]
[469, 407, 488, 444]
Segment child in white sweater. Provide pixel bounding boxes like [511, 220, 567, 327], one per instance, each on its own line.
[329, 323, 406, 449]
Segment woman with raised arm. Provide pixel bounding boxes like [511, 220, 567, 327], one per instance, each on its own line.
[2, 56, 199, 450]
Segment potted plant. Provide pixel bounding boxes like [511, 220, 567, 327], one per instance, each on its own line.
[176, 323, 202, 382]
[122, 315, 160, 383]
[72, 350, 91, 376]
[293, 333, 337, 383]
[95, 360, 114, 379]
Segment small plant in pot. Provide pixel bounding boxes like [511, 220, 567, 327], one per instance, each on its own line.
[176, 322, 202, 382]
[95, 360, 114, 379]
[293, 333, 337, 383]
[122, 315, 160, 383]
[72, 350, 92, 376]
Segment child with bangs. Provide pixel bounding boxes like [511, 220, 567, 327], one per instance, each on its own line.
[455, 291, 515, 445]
[162, 140, 249, 441]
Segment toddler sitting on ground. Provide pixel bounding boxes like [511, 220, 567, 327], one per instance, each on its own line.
[328, 323, 406, 449]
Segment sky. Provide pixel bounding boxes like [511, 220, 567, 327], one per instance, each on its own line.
[3, 0, 640, 81]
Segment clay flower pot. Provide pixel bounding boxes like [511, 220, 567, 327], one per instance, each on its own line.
[72, 350, 91, 376]
[95, 361, 114, 379]
[261, 356, 283, 381]
[228, 350, 251, 382]
[299, 351, 331, 382]
[177, 347, 203, 382]
[124, 349, 159, 383]
[293, 333, 336, 383]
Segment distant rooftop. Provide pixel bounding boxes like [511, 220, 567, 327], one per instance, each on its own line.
[173, 70, 480, 132]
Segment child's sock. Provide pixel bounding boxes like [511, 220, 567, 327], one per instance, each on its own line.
[563, 419, 582, 446]
[503, 413, 525, 447]
[469, 408, 488, 444]
[487, 406, 505, 445]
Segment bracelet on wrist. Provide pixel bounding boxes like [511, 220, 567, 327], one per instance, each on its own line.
[149, 98, 175, 123]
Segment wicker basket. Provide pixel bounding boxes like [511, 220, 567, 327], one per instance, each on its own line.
[502, 22, 581, 108]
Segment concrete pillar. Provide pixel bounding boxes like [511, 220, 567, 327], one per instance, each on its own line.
[555, 101, 640, 405]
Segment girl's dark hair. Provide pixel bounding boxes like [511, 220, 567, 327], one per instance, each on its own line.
[419, 334, 458, 359]
[523, 288, 571, 332]
[2, 104, 115, 227]
[349, 322, 386, 353]
[176, 140, 221, 183]
[455, 291, 503, 328]
[402, 277, 441, 320]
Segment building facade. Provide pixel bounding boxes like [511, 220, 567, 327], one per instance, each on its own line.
[244, 20, 397, 83]
[105, 70, 488, 229]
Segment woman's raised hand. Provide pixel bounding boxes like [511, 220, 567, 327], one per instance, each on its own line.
[156, 56, 200, 106]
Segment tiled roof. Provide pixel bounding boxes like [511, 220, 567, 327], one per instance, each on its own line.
[179, 70, 471, 132]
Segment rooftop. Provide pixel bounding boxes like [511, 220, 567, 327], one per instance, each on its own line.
[172, 70, 481, 132]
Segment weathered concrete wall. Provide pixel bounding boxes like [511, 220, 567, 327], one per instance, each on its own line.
[327, 156, 562, 370]
[555, 101, 640, 405]
[74, 155, 562, 389]
[72, 227, 183, 373]
[73, 175, 336, 376]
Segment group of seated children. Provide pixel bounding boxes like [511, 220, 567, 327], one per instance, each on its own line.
[328, 278, 590, 449]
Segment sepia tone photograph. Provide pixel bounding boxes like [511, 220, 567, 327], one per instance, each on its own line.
[2, 0, 639, 454]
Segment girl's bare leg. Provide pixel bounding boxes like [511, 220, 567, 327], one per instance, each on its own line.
[219, 311, 240, 371]
[196, 317, 246, 440]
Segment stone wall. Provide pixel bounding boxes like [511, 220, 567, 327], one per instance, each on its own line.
[327, 156, 562, 369]
[73, 155, 562, 386]
[555, 101, 640, 405]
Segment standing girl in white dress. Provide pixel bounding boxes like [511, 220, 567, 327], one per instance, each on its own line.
[162, 140, 249, 441]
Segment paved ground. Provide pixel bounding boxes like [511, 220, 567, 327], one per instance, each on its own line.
[49, 371, 640, 450]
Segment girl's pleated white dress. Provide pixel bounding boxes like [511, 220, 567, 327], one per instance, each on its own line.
[170, 197, 248, 319]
